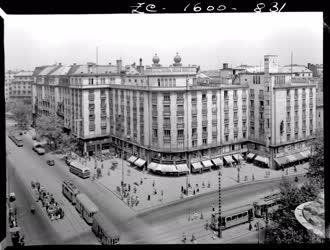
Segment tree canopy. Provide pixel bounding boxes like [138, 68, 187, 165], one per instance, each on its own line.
[7, 100, 32, 130]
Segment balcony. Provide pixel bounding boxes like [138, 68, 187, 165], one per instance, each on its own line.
[233, 117, 238, 122]
[258, 94, 264, 100]
[202, 108, 208, 114]
[177, 123, 184, 129]
[163, 136, 171, 142]
[242, 105, 247, 111]
[233, 95, 238, 101]
[212, 131, 217, 137]
[192, 133, 197, 139]
[242, 115, 247, 121]
[249, 105, 255, 110]
[152, 110, 158, 116]
[212, 119, 217, 125]
[309, 113, 313, 119]
[242, 125, 247, 131]
[302, 93, 306, 100]
[152, 99, 157, 105]
[202, 98, 207, 105]
[302, 103, 306, 110]
[191, 109, 197, 115]
[224, 95, 229, 101]
[224, 118, 229, 124]
[242, 95, 247, 101]
[202, 120, 208, 126]
[224, 105, 229, 112]
[191, 98, 197, 104]
[302, 125, 306, 131]
[101, 112, 107, 118]
[234, 127, 238, 134]
[224, 128, 229, 134]
[177, 110, 184, 116]
[233, 105, 238, 110]
[202, 131, 208, 138]
[163, 122, 171, 129]
[191, 120, 197, 127]
[176, 98, 184, 104]
[212, 107, 217, 113]
[309, 102, 313, 107]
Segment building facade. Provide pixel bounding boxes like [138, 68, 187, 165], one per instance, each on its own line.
[9, 71, 33, 104]
[5, 70, 18, 103]
[31, 54, 317, 171]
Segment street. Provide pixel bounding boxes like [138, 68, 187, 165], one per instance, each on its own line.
[6, 120, 305, 244]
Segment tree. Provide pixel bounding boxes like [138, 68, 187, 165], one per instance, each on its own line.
[306, 132, 324, 189]
[35, 113, 64, 150]
[59, 133, 79, 156]
[264, 177, 320, 243]
[8, 100, 32, 130]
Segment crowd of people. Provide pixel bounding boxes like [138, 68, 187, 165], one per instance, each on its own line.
[31, 181, 64, 221]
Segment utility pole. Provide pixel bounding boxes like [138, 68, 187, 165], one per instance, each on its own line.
[218, 169, 222, 238]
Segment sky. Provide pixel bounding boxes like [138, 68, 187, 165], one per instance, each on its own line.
[4, 12, 323, 71]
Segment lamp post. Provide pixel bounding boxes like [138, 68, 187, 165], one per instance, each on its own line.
[237, 164, 241, 183]
[218, 169, 222, 238]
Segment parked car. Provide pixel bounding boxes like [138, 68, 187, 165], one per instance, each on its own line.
[46, 160, 55, 166]
[33, 144, 45, 155]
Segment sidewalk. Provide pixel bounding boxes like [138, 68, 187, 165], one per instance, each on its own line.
[62, 153, 308, 212]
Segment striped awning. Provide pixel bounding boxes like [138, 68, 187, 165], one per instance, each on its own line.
[176, 164, 189, 173]
[211, 158, 223, 166]
[161, 165, 178, 173]
[192, 162, 203, 170]
[286, 154, 297, 163]
[292, 153, 304, 161]
[246, 153, 255, 159]
[232, 154, 243, 161]
[201, 160, 213, 168]
[254, 155, 269, 165]
[274, 156, 289, 166]
[127, 155, 138, 163]
[300, 150, 311, 158]
[224, 155, 234, 164]
[134, 158, 146, 167]
[147, 162, 158, 171]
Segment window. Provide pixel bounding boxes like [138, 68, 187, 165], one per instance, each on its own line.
[88, 78, 94, 85]
[243, 132, 246, 138]
[164, 130, 171, 137]
[267, 119, 270, 128]
[153, 129, 158, 137]
[234, 90, 237, 97]
[177, 129, 184, 138]
[192, 128, 197, 136]
[224, 90, 228, 98]
[164, 94, 170, 102]
[192, 140, 197, 148]
[157, 79, 160, 86]
[225, 135, 229, 142]
[202, 126, 207, 133]
[177, 116, 184, 124]
[164, 117, 170, 124]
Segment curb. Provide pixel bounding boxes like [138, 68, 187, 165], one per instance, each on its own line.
[137, 172, 306, 216]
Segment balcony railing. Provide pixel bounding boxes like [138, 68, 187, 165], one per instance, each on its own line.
[224, 118, 229, 124]
[177, 110, 184, 116]
[302, 114, 306, 120]
[202, 108, 208, 114]
[163, 123, 171, 129]
[242, 95, 247, 101]
[176, 99, 184, 104]
[202, 98, 207, 104]
[242, 105, 247, 111]
[309, 102, 313, 107]
[302, 125, 306, 131]
[294, 94, 298, 99]
[191, 109, 197, 115]
[242, 125, 247, 131]
[212, 119, 217, 125]
[233, 105, 238, 110]
[233, 95, 238, 101]
[302, 93, 306, 99]
[202, 131, 208, 138]
[163, 110, 171, 116]
[177, 123, 184, 129]
[212, 131, 217, 137]
[234, 128, 238, 134]
[258, 94, 264, 99]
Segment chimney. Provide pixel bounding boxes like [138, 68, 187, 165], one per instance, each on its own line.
[116, 59, 122, 73]
[223, 63, 228, 69]
[139, 58, 142, 66]
[58, 62, 62, 66]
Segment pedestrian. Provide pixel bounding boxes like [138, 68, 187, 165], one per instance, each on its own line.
[193, 190, 196, 195]
[197, 188, 199, 193]
[147, 194, 150, 201]
[202, 181, 205, 188]
[249, 222, 252, 231]
[161, 190, 164, 197]
[140, 178, 143, 185]
[152, 180, 155, 187]
[128, 184, 131, 192]
[191, 234, 196, 242]
[182, 232, 186, 243]
[181, 186, 184, 192]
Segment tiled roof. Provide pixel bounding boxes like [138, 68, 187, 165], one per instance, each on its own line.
[70, 64, 118, 75]
[38, 65, 61, 76]
[280, 65, 312, 73]
[14, 71, 34, 76]
[50, 66, 72, 76]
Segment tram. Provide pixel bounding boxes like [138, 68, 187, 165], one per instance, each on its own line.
[253, 191, 281, 218]
[62, 180, 80, 205]
[92, 212, 120, 245]
[75, 193, 99, 224]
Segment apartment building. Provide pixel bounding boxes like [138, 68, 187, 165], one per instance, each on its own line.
[5, 70, 18, 103]
[9, 71, 33, 104]
[238, 55, 317, 169]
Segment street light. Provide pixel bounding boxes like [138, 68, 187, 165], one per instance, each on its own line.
[218, 169, 222, 238]
[237, 163, 241, 183]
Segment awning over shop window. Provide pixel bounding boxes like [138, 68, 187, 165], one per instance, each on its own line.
[127, 155, 138, 163]
[292, 153, 304, 161]
[176, 164, 189, 173]
[160, 164, 178, 173]
[254, 155, 269, 165]
[192, 162, 203, 170]
[134, 158, 146, 167]
[147, 162, 158, 171]
[232, 154, 243, 161]
[274, 156, 289, 166]
[201, 160, 213, 168]
[211, 158, 223, 166]
[246, 153, 255, 159]
[286, 154, 297, 163]
[224, 155, 235, 164]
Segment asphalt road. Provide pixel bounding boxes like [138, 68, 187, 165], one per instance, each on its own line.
[5, 120, 306, 244]
[7, 160, 60, 245]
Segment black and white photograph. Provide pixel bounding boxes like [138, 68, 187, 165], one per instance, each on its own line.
[2, 9, 325, 246]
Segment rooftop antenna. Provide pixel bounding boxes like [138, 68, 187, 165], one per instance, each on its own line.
[291, 51, 293, 79]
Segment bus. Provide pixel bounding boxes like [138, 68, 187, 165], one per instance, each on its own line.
[8, 133, 23, 147]
[253, 191, 281, 218]
[92, 212, 120, 245]
[75, 193, 99, 225]
[69, 161, 90, 179]
[62, 180, 80, 205]
[210, 204, 254, 231]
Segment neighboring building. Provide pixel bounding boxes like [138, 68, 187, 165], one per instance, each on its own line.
[307, 63, 323, 78]
[31, 54, 317, 172]
[281, 64, 313, 78]
[5, 70, 18, 102]
[9, 71, 34, 104]
[237, 55, 316, 169]
[316, 81, 323, 133]
[295, 190, 325, 241]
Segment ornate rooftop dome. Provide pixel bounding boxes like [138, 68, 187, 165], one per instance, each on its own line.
[174, 52, 181, 63]
[152, 54, 160, 64]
